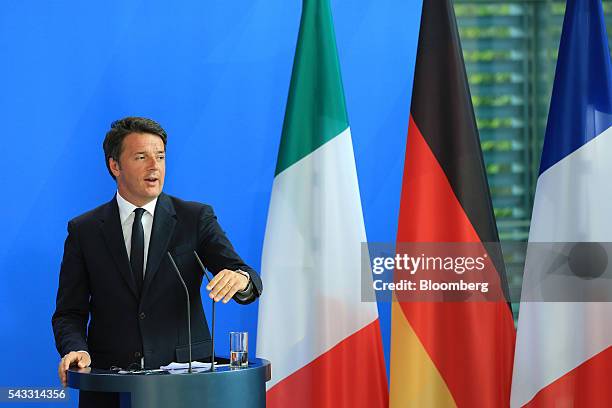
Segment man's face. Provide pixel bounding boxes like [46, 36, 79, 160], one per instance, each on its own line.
[109, 132, 166, 207]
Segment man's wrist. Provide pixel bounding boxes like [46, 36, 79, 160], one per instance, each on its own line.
[235, 270, 250, 293]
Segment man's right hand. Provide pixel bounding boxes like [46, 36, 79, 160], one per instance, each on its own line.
[58, 351, 91, 387]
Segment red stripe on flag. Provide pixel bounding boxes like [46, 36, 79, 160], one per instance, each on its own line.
[266, 319, 388, 408]
[397, 116, 515, 407]
[524, 346, 612, 408]
[397, 117, 480, 243]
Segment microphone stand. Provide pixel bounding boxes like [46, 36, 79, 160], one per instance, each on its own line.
[193, 251, 216, 372]
[166, 252, 192, 374]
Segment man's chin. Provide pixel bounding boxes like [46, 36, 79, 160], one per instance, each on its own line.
[142, 183, 162, 194]
[139, 188, 162, 203]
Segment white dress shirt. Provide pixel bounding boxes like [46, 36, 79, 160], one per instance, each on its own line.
[116, 192, 157, 276]
[116, 192, 158, 368]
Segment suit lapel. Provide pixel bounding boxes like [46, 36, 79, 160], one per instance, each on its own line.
[142, 193, 176, 300]
[100, 197, 139, 300]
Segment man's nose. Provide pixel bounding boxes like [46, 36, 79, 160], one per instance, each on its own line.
[146, 156, 159, 169]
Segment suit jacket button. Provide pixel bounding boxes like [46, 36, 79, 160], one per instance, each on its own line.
[139, 312, 146, 320]
[134, 351, 142, 358]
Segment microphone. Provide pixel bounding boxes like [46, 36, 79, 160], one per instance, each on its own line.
[166, 252, 192, 374]
[193, 250, 216, 372]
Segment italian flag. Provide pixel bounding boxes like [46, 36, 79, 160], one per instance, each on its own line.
[256, 0, 388, 406]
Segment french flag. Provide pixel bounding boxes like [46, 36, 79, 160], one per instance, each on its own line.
[511, 0, 612, 406]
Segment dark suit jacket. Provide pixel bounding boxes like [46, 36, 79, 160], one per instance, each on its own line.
[52, 193, 262, 371]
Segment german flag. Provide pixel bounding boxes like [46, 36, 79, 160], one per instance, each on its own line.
[389, 1, 516, 407]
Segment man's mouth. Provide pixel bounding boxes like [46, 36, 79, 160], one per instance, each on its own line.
[144, 176, 158, 183]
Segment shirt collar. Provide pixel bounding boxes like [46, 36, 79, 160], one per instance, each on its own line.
[116, 191, 158, 225]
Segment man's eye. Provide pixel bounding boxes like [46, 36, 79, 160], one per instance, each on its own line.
[158, 155, 165, 160]
[136, 156, 145, 160]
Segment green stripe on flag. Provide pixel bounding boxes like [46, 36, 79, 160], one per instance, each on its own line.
[275, 0, 349, 176]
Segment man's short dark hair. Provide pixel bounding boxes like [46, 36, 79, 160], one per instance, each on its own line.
[103, 117, 168, 179]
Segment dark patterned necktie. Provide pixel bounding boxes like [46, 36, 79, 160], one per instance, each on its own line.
[130, 208, 145, 295]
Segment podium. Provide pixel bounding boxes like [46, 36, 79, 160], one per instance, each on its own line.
[67, 359, 271, 408]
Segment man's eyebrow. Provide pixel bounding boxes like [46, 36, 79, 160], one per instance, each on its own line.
[132, 149, 165, 155]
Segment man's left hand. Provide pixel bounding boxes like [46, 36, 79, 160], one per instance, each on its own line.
[206, 270, 249, 303]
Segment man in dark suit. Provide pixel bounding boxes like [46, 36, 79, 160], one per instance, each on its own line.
[52, 117, 262, 407]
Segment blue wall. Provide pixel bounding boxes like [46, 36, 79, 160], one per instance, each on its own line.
[0, 1, 421, 405]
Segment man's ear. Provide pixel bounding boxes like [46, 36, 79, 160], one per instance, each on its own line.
[109, 157, 121, 178]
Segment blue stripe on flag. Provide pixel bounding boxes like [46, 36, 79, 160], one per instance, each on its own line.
[539, 0, 612, 175]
